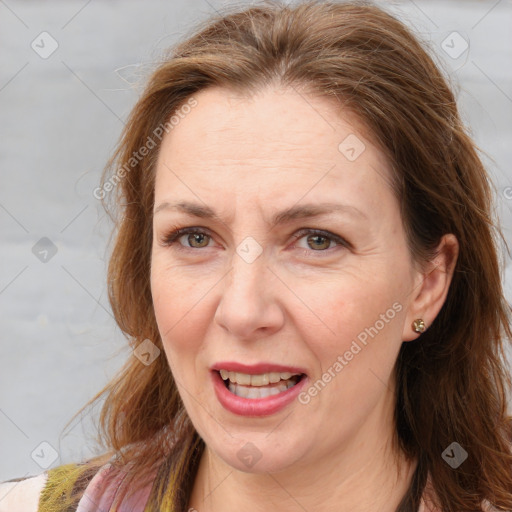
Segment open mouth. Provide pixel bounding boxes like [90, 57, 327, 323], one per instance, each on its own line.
[218, 369, 305, 399]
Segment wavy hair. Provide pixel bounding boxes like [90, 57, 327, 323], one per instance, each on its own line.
[55, 1, 512, 511]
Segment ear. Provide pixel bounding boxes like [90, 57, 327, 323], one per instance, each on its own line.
[402, 233, 459, 342]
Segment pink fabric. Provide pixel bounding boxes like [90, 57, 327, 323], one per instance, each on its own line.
[76, 463, 154, 512]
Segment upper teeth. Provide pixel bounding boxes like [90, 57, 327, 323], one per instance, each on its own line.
[219, 370, 299, 386]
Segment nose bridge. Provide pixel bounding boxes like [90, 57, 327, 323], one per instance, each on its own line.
[214, 241, 283, 337]
[224, 244, 267, 306]
[224, 231, 267, 295]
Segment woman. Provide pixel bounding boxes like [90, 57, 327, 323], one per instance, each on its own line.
[1, 1, 511, 511]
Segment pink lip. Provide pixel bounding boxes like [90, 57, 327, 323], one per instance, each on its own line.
[210, 361, 308, 417]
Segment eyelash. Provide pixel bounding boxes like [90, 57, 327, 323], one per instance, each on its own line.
[158, 226, 351, 256]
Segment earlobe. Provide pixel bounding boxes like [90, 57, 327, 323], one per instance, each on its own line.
[402, 234, 459, 342]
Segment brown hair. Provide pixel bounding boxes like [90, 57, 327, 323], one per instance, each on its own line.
[56, 1, 512, 511]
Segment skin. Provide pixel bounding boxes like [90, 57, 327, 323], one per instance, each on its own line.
[150, 85, 458, 512]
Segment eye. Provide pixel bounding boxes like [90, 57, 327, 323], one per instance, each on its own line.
[159, 227, 214, 249]
[158, 226, 351, 255]
[292, 228, 350, 254]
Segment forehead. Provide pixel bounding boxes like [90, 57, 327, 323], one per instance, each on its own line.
[159, 86, 369, 161]
[154, 86, 394, 214]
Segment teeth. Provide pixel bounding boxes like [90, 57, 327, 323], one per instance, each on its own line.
[251, 374, 269, 386]
[269, 372, 280, 383]
[219, 370, 301, 386]
[228, 381, 291, 398]
[229, 371, 250, 385]
[221, 369, 302, 399]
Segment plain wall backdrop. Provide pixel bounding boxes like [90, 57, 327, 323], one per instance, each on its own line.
[1, 0, 511, 482]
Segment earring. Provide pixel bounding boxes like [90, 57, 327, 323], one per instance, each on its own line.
[412, 319, 426, 333]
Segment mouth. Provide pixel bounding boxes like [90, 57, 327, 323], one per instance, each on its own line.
[210, 363, 308, 417]
[218, 369, 305, 399]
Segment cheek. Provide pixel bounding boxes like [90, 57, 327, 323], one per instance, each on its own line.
[150, 263, 217, 430]
[297, 272, 408, 385]
[305, 273, 404, 339]
[150, 261, 211, 364]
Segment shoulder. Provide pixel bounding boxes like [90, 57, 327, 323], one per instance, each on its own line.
[0, 461, 103, 512]
[0, 472, 48, 512]
[0, 458, 163, 512]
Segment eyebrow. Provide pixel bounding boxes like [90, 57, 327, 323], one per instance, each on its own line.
[153, 200, 367, 226]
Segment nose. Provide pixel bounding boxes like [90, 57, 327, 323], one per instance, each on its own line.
[214, 250, 285, 340]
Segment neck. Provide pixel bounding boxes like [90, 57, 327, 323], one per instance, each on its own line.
[188, 409, 418, 512]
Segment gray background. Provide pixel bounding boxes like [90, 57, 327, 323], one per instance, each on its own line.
[1, 0, 511, 482]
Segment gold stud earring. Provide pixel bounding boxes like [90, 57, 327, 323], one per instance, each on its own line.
[412, 319, 426, 333]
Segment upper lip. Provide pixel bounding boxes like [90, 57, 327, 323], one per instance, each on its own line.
[211, 361, 307, 375]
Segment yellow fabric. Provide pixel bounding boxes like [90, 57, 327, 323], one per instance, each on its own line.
[38, 442, 194, 511]
[38, 463, 93, 512]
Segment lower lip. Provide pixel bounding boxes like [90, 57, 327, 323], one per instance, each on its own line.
[211, 370, 308, 417]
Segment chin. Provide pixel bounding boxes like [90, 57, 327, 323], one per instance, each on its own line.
[200, 428, 309, 474]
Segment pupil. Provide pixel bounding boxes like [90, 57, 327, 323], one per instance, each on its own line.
[190, 234, 207, 247]
[309, 235, 328, 250]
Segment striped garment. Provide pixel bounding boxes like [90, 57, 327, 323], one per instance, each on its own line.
[0, 460, 501, 512]
[0, 461, 157, 512]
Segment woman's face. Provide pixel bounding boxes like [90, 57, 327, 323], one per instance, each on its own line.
[150, 86, 422, 473]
